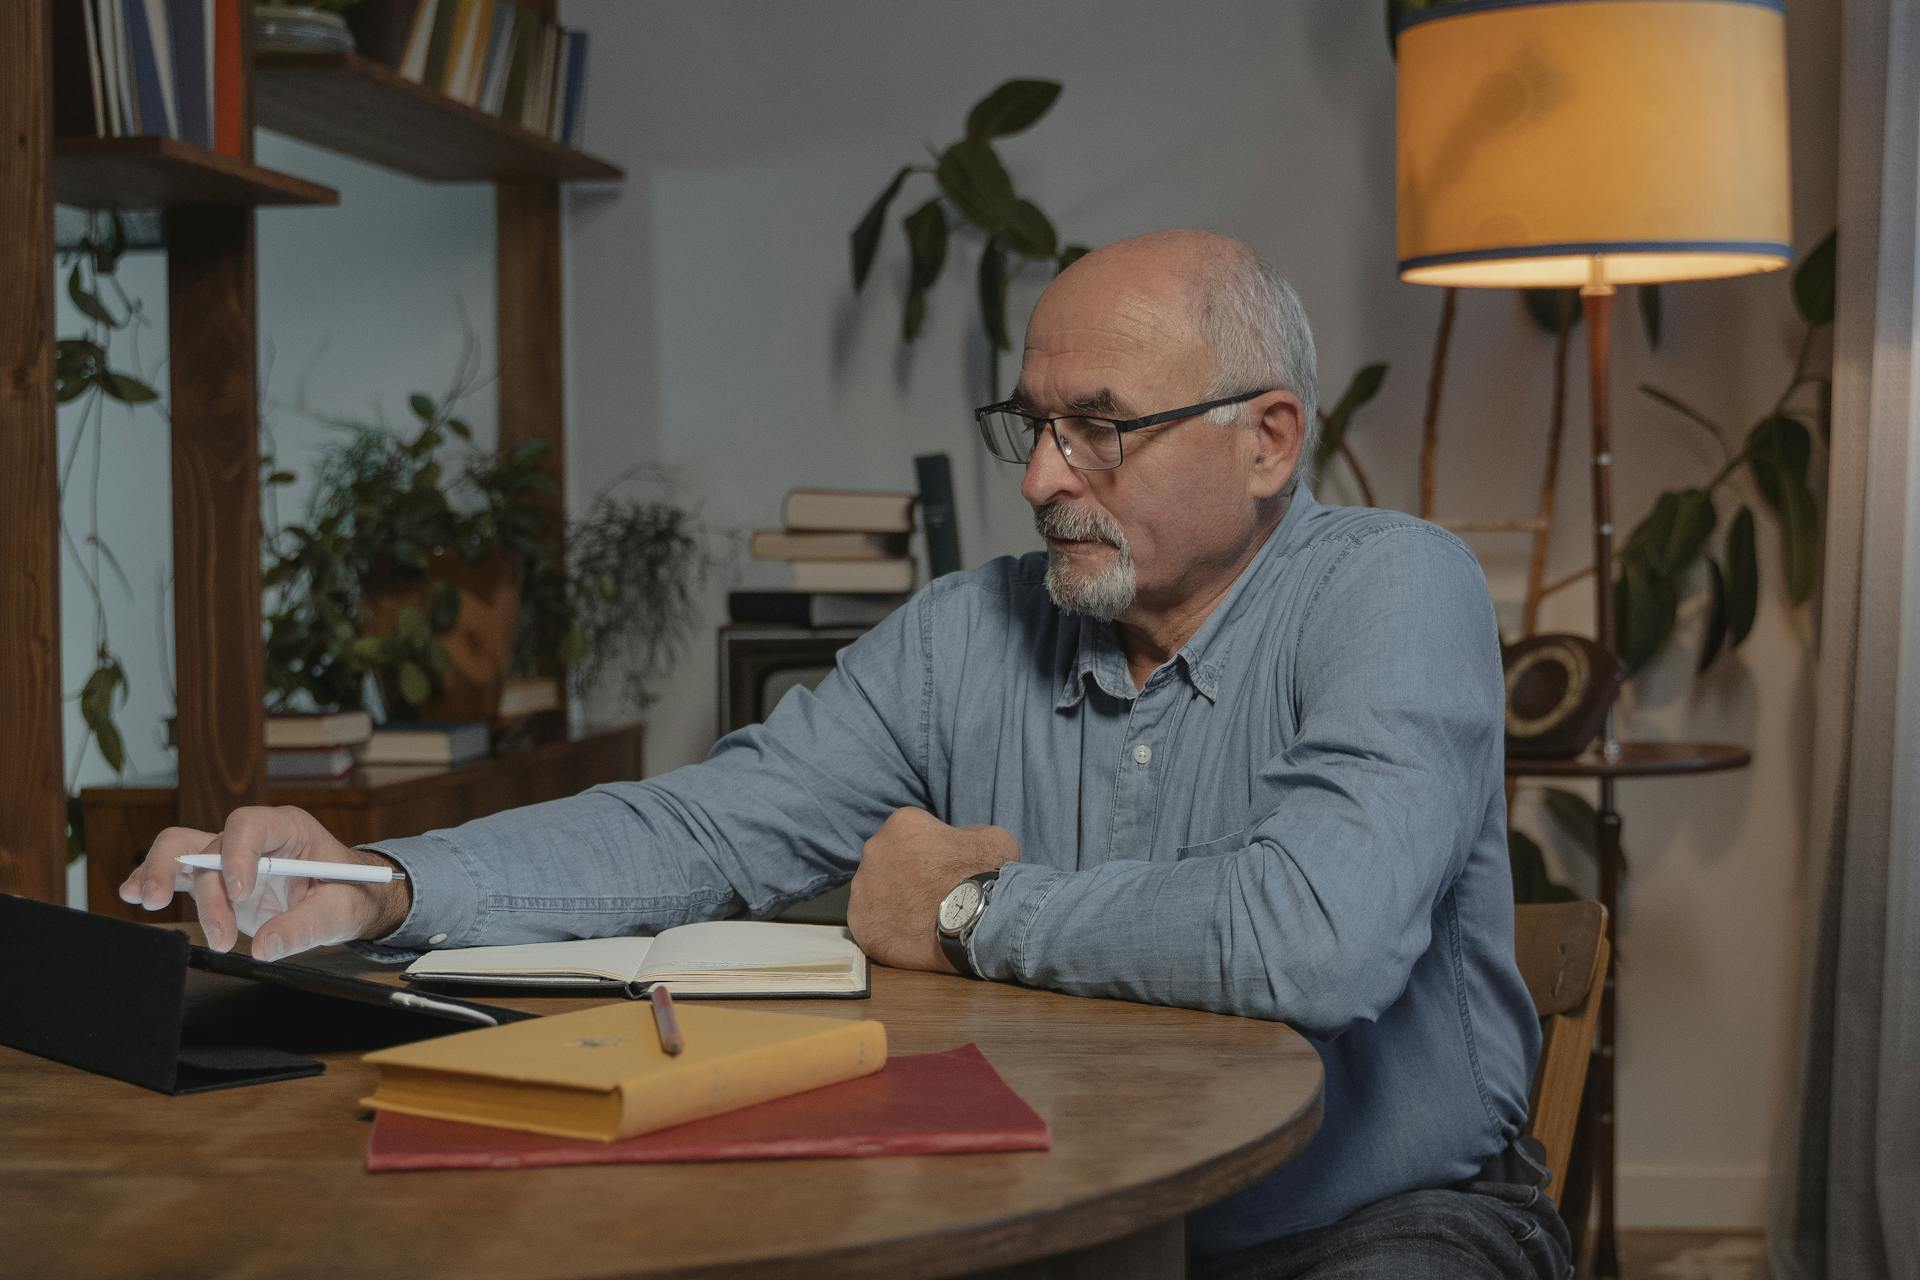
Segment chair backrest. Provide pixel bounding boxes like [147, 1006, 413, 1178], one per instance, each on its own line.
[1512, 900, 1610, 1198]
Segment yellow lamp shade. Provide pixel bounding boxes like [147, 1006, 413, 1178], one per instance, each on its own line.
[1395, 0, 1791, 288]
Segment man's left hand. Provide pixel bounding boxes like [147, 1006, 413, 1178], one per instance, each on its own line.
[847, 808, 1019, 974]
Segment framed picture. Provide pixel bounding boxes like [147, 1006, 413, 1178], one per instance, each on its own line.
[717, 625, 869, 737]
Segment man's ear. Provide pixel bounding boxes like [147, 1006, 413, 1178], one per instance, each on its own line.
[1247, 390, 1305, 501]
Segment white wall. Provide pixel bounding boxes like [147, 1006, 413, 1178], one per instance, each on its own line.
[54, 132, 498, 904]
[559, 0, 1839, 1229]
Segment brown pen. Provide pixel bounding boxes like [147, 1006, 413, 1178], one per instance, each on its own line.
[648, 984, 684, 1056]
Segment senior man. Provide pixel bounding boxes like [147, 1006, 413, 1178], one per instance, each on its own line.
[126, 230, 1567, 1278]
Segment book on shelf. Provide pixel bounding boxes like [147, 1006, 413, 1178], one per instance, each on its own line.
[727, 591, 909, 628]
[265, 709, 374, 750]
[782, 488, 916, 534]
[788, 558, 915, 594]
[266, 745, 360, 780]
[558, 28, 588, 145]
[419, 0, 460, 89]
[914, 452, 962, 579]
[366, 1044, 1050, 1172]
[53, 0, 238, 151]
[359, 1000, 888, 1142]
[748, 530, 911, 562]
[398, 0, 437, 81]
[362, 721, 490, 766]
[345, 0, 421, 70]
[496, 676, 561, 718]
[401, 921, 868, 998]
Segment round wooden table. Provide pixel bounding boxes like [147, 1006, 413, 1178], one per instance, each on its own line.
[1, 931, 1324, 1279]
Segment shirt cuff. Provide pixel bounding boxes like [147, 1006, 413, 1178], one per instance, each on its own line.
[967, 860, 1067, 983]
[341, 832, 485, 964]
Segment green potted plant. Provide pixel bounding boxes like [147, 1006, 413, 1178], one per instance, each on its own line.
[263, 367, 556, 720]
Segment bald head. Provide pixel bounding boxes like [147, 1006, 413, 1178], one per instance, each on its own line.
[1041, 230, 1319, 464]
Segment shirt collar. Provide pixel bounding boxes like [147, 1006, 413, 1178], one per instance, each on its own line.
[1055, 485, 1318, 710]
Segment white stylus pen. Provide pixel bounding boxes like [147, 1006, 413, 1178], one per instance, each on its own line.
[176, 853, 407, 885]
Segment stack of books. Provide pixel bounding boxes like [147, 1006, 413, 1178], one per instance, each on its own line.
[349, 0, 591, 145]
[730, 488, 917, 627]
[362, 720, 491, 767]
[52, 0, 246, 152]
[266, 709, 373, 780]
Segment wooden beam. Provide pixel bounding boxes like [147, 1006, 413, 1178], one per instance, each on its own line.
[0, 0, 68, 902]
[497, 180, 565, 520]
[167, 207, 266, 831]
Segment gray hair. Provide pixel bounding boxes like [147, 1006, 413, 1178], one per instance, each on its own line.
[1194, 253, 1319, 479]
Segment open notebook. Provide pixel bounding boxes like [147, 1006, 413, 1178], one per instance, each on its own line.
[399, 921, 869, 999]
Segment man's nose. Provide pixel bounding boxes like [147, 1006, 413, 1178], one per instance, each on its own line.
[1020, 428, 1085, 509]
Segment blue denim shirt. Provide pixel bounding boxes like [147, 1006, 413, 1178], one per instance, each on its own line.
[354, 487, 1538, 1253]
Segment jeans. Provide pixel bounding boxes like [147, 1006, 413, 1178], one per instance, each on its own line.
[1193, 1142, 1574, 1280]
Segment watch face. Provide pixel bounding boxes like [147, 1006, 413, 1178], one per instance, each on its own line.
[938, 880, 983, 933]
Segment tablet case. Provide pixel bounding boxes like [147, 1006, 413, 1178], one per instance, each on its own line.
[0, 892, 528, 1095]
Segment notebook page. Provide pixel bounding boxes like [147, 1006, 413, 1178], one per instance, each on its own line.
[637, 922, 861, 980]
[404, 936, 655, 983]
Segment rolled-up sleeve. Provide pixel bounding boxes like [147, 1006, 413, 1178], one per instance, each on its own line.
[967, 528, 1506, 1037]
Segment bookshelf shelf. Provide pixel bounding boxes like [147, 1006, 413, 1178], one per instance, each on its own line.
[54, 136, 339, 210]
[254, 52, 622, 183]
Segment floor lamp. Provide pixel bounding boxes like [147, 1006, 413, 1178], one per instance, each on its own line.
[1394, 1, 1791, 1274]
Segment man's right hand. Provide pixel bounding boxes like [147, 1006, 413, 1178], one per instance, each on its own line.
[119, 806, 413, 961]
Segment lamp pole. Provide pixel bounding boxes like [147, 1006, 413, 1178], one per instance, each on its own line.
[1581, 257, 1625, 1279]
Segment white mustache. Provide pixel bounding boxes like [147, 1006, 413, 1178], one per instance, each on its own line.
[1034, 504, 1125, 547]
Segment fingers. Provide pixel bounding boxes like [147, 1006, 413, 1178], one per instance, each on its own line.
[215, 806, 307, 902]
[186, 842, 242, 953]
[120, 825, 216, 912]
[248, 882, 379, 963]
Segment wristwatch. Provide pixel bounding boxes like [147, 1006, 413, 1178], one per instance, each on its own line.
[935, 870, 999, 979]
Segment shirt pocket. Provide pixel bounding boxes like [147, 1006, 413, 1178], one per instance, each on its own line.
[1175, 827, 1247, 860]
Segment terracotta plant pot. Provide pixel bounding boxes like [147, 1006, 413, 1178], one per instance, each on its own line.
[360, 549, 521, 722]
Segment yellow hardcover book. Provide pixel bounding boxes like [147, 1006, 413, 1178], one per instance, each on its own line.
[360, 1002, 886, 1142]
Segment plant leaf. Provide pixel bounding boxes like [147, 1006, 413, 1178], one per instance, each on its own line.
[1638, 284, 1663, 348]
[977, 238, 1009, 352]
[1314, 363, 1389, 472]
[1508, 827, 1549, 902]
[1654, 488, 1716, 576]
[1538, 787, 1598, 857]
[1780, 478, 1821, 605]
[1056, 243, 1091, 273]
[1616, 552, 1677, 674]
[1747, 414, 1812, 514]
[67, 264, 118, 327]
[1792, 229, 1837, 328]
[1699, 559, 1729, 673]
[901, 198, 948, 342]
[1640, 384, 1727, 445]
[965, 79, 1062, 141]
[1521, 288, 1580, 335]
[998, 199, 1057, 259]
[935, 139, 1016, 234]
[409, 393, 435, 422]
[398, 662, 431, 708]
[97, 368, 159, 404]
[851, 164, 913, 292]
[1726, 506, 1759, 646]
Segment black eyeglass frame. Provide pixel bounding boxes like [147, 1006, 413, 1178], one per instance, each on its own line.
[973, 387, 1278, 471]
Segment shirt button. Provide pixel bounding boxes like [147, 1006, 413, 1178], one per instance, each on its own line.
[428, 933, 448, 945]
[1133, 744, 1152, 765]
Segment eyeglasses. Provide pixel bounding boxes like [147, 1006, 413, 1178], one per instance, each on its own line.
[974, 388, 1275, 472]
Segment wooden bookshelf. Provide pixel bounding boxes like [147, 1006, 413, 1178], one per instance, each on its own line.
[54, 137, 338, 209]
[254, 52, 623, 182]
[1, 0, 617, 907]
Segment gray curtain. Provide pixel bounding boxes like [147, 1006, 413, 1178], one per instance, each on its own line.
[1763, 1, 1920, 1277]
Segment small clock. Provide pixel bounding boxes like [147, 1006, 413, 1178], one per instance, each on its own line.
[1502, 634, 1623, 760]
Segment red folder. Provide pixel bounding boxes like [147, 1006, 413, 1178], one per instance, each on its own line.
[366, 1043, 1049, 1171]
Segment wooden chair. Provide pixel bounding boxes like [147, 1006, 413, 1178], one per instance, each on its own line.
[1513, 901, 1610, 1197]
